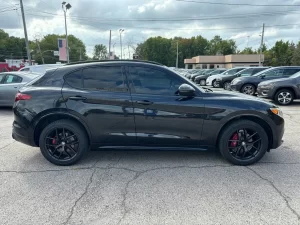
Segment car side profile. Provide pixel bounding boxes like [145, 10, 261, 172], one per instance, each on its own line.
[12, 60, 284, 166]
[206, 67, 246, 87]
[0, 72, 40, 106]
[194, 68, 227, 85]
[257, 71, 300, 105]
[217, 67, 269, 90]
[230, 66, 300, 95]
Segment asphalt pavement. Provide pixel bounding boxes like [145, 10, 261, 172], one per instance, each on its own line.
[1, 96, 300, 225]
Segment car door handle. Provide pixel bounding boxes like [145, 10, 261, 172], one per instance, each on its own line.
[14, 86, 18, 88]
[135, 100, 153, 105]
[69, 96, 87, 101]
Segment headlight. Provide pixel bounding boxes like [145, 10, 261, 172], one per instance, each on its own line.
[270, 108, 283, 117]
[231, 79, 241, 85]
[260, 83, 275, 89]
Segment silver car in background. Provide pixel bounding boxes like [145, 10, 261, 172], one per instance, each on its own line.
[0, 72, 41, 106]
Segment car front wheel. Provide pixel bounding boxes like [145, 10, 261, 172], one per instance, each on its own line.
[275, 89, 294, 105]
[199, 79, 206, 86]
[212, 80, 219, 88]
[39, 119, 89, 166]
[241, 84, 256, 95]
[223, 82, 231, 90]
[218, 120, 268, 166]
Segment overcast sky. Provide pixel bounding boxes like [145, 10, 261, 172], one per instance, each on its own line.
[1, 0, 300, 58]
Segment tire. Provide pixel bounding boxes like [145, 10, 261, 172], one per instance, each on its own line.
[241, 84, 256, 95]
[39, 119, 89, 166]
[199, 79, 206, 86]
[218, 120, 268, 166]
[274, 89, 294, 105]
[212, 80, 219, 88]
[223, 82, 231, 90]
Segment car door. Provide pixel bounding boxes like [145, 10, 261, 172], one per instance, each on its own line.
[127, 65, 205, 148]
[62, 65, 136, 147]
[0, 74, 23, 106]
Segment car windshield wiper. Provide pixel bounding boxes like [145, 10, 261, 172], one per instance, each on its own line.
[202, 87, 213, 92]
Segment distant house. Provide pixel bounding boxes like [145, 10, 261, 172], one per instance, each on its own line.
[184, 54, 264, 69]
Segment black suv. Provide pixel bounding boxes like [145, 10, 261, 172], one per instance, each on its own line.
[12, 60, 284, 166]
[257, 71, 300, 105]
[230, 66, 300, 95]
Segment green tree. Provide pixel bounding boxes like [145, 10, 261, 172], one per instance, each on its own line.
[292, 41, 300, 66]
[92, 44, 107, 60]
[264, 40, 294, 66]
[240, 47, 256, 54]
[31, 34, 88, 64]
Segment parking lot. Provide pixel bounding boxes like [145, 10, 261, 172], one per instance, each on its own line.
[1, 99, 300, 225]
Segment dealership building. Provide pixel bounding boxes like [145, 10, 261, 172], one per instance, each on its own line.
[184, 54, 264, 69]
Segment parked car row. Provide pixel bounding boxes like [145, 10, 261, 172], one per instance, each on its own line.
[183, 66, 300, 105]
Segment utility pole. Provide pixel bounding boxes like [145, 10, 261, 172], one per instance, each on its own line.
[62, 2, 72, 63]
[247, 36, 250, 48]
[259, 23, 265, 66]
[119, 29, 124, 59]
[36, 39, 44, 64]
[20, 0, 31, 65]
[79, 48, 82, 61]
[109, 30, 111, 59]
[128, 45, 130, 59]
[176, 41, 179, 68]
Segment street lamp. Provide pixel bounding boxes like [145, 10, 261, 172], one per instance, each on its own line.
[62, 2, 72, 63]
[119, 29, 124, 59]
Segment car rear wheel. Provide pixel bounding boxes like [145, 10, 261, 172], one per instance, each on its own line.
[241, 84, 256, 95]
[212, 80, 219, 88]
[223, 82, 231, 90]
[218, 120, 268, 166]
[199, 79, 206, 86]
[39, 119, 89, 166]
[275, 89, 294, 105]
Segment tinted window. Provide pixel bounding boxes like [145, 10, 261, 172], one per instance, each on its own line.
[252, 68, 267, 75]
[283, 68, 300, 76]
[261, 68, 284, 77]
[239, 68, 254, 76]
[20, 68, 30, 71]
[129, 66, 183, 95]
[65, 66, 126, 92]
[3, 75, 22, 84]
[0, 74, 5, 83]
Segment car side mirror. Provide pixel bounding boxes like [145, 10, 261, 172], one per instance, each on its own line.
[178, 84, 196, 97]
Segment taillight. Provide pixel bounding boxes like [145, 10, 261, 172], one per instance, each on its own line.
[15, 93, 32, 102]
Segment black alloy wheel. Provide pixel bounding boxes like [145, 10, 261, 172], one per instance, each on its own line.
[219, 120, 268, 165]
[39, 120, 88, 166]
[242, 84, 256, 95]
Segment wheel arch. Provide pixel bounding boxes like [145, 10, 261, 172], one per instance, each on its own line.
[272, 86, 297, 100]
[33, 112, 92, 147]
[216, 115, 273, 150]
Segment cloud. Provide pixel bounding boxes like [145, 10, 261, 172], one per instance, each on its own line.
[1, 0, 300, 57]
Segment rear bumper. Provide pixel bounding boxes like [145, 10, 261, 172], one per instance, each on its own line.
[12, 121, 36, 147]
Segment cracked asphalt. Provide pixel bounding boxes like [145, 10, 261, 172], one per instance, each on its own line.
[1, 101, 300, 225]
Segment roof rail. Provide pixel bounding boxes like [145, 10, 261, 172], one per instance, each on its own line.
[66, 59, 164, 66]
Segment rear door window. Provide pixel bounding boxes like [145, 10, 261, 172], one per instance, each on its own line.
[283, 68, 300, 76]
[3, 75, 22, 84]
[0, 74, 5, 83]
[65, 66, 127, 92]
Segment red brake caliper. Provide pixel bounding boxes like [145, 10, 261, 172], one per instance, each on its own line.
[52, 137, 57, 145]
[231, 133, 238, 147]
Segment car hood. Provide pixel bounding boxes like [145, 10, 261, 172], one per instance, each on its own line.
[259, 78, 292, 85]
[208, 90, 275, 106]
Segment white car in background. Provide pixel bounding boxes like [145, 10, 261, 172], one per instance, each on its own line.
[19, 64, 64, 74]
[206, 67, 248, 87]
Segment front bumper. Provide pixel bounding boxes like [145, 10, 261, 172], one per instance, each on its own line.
[257, 87, 276, 99]
[229, 83, 243, 92]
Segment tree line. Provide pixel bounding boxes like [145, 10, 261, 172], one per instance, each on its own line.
[1, 28, 300, 67]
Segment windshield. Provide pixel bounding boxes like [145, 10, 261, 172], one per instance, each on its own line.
[290, 71, 300, 78]
[222, 68, 241, 75]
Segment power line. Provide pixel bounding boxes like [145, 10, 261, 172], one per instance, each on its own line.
[24, 8, 300, 21]
[175, 0, 300, 7]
